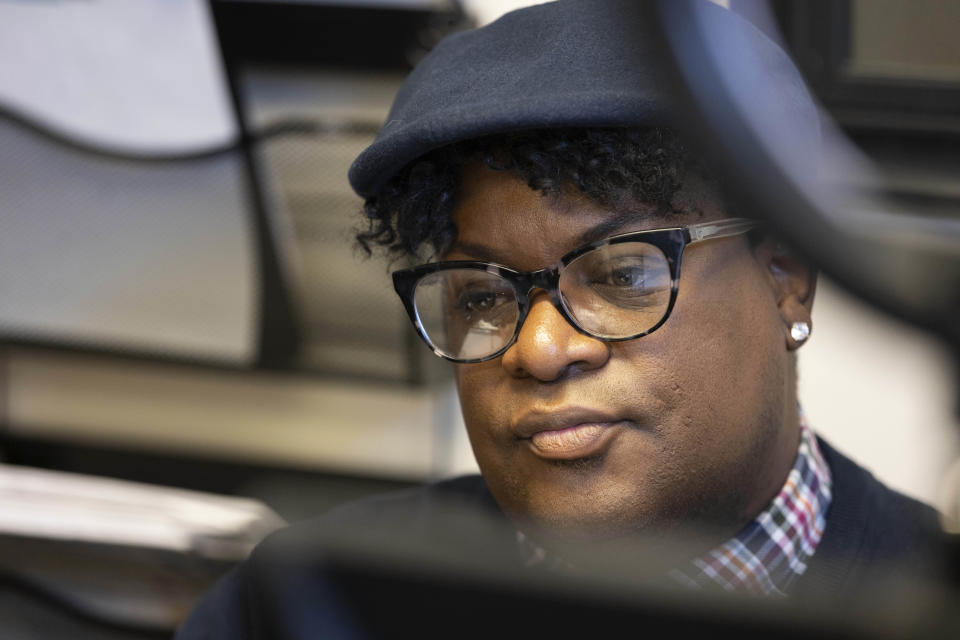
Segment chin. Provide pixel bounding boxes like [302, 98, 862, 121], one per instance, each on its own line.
[511, 506, 718, 576]
[503, 476, 750, 550]
[507, 490, 656, 542]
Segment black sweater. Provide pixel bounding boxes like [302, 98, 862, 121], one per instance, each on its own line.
[177, 438, 947, 639]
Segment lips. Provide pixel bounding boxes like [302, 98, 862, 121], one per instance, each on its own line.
[513, 408, 626, 460]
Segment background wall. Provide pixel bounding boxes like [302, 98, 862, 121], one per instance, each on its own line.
[799, 279, 958, 505]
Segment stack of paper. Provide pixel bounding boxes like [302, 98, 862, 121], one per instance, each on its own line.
[0, 463, 285, 560]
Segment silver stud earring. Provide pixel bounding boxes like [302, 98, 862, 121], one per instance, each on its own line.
[790, 321, 810, 343]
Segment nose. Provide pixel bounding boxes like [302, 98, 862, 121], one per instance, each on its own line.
[501, 292, 610, 381]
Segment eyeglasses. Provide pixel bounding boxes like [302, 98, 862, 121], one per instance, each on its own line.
[392, 217, 759, 363]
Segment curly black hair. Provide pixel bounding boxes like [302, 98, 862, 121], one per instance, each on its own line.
[356, 127, 717, 260]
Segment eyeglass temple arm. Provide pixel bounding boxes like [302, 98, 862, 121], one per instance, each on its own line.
[687, 218, 760, 244]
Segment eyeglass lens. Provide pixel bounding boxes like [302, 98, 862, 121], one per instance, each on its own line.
[413, 242, 672, 361]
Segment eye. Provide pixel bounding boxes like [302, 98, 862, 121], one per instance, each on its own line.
[455, 284, 513, 316]
[609, 264, 645, 287]
[461, 290, 498, 312]
[560, 242, 672, 321]
[571, 253, 670, 308]
[587, 256, 650, 288]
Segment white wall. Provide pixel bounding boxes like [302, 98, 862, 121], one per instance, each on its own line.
[799, 278, 958, 507]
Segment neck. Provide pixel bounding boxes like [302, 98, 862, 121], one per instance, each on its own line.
[743, 370, 803, 521]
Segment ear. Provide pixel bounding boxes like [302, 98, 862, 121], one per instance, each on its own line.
[753, 237, 817, 351]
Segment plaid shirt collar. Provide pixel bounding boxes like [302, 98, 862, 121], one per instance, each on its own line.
[517, 418, 833, 597]
[669, 419, 833, 595]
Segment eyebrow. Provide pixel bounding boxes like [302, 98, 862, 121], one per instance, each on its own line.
[572, 210, 650, 247]
[446, 241, 513, 265]
[448, 210, 662, 266]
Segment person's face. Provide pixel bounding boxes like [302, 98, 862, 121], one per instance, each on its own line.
[446, 164, 814, 546]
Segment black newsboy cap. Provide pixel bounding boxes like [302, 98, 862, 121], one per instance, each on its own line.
[348, 0, 817, 199]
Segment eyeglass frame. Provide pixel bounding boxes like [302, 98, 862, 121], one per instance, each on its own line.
[392, 217, 760, 364]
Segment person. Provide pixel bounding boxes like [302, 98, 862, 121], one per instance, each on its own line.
[177, 1, 945, 636]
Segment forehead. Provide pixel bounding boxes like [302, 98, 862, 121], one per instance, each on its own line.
[447, 164, 719, 271]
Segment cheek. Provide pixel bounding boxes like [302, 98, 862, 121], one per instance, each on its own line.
[672, 250, 781, 386]
[453, 363, 504, 443]
[452, 363, 528, 499]
[643, 257, 784, 445]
